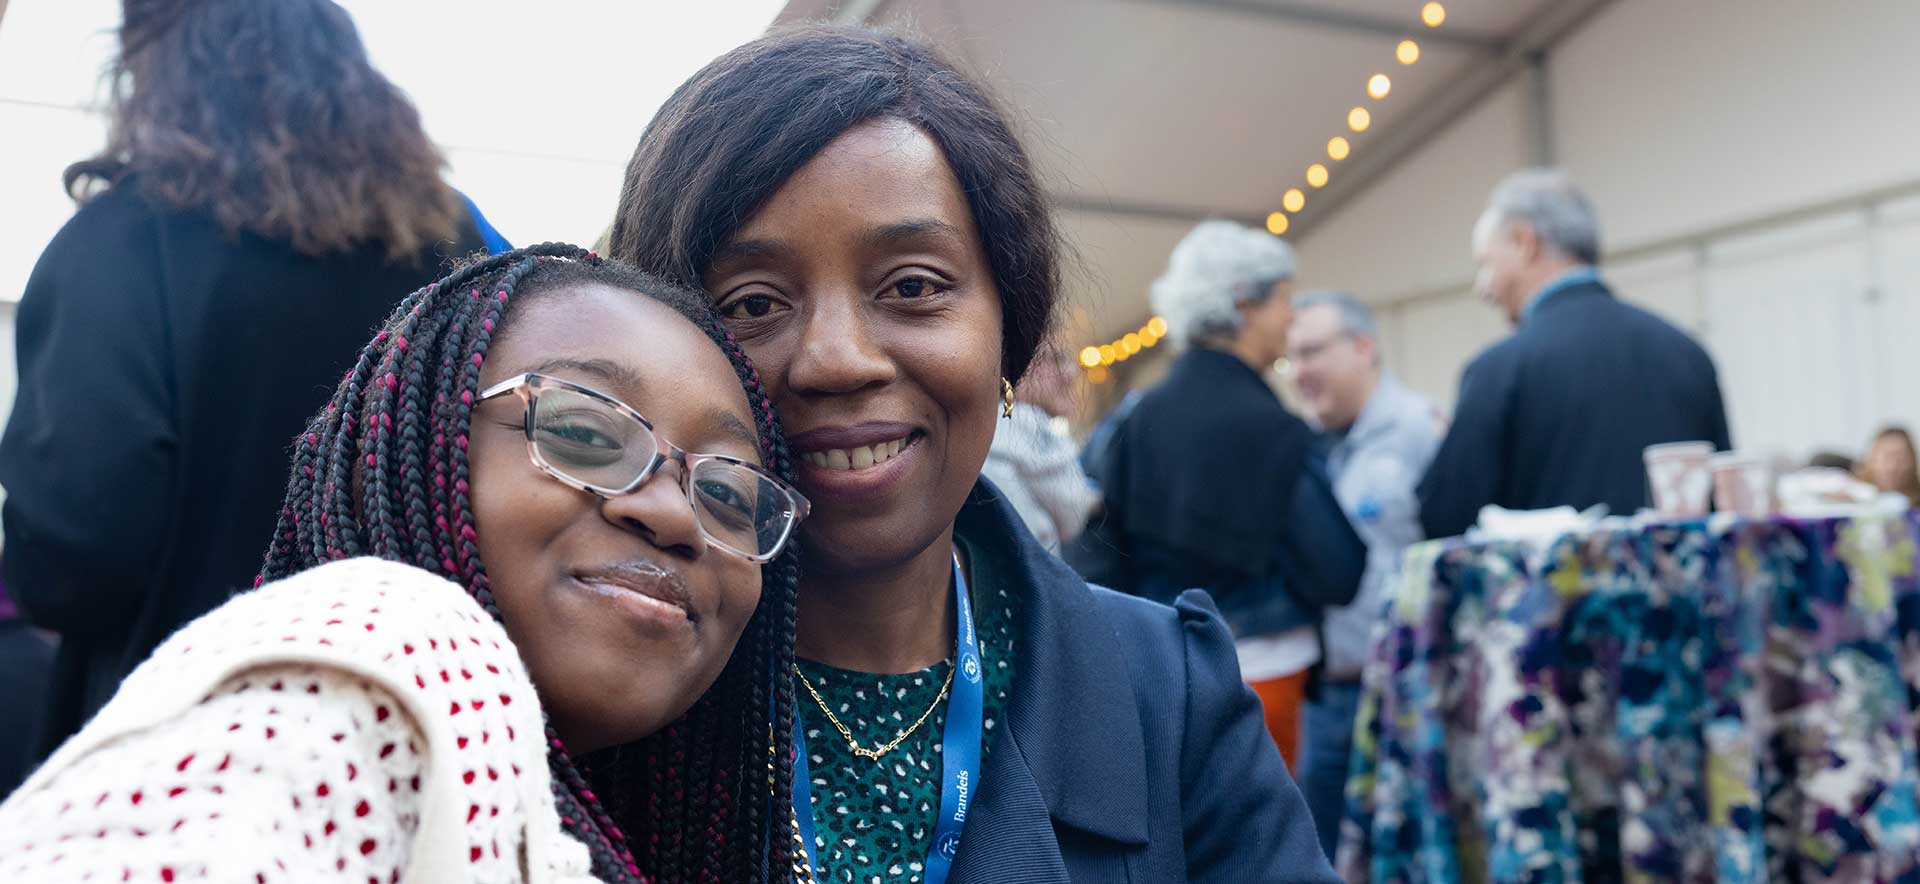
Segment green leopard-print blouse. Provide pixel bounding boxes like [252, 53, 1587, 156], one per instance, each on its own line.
[794, 539, 1019, 884]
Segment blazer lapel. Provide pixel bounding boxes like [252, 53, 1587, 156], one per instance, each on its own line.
[947, 726, 1071, 884]
[948, 483, 1152, 883]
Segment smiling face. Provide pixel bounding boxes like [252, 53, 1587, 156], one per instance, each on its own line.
[465, 282, 766, 753]
[702, 118, 1004, 579]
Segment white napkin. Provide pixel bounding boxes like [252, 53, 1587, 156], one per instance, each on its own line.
[1469, 504, 1606, 546]
[1777, 468, 1908, 518]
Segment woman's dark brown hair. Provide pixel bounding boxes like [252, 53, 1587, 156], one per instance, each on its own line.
[65, 0, 461, 258]
[610, 24, 1061, 382]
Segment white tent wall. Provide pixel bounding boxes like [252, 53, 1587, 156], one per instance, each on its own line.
[1294, 0, 1920, 463]
[4, 0, 1919, 468]
[0, 0, 785, 542]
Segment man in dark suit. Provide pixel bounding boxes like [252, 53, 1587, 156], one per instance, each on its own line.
[1418, 170, 1732, 540]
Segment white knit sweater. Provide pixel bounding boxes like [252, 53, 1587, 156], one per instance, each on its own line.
[0, 557, 600, 883]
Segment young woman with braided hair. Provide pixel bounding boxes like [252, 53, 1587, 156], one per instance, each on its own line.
[0, 244, 811, 884]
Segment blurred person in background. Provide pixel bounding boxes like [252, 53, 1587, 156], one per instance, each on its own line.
[0, 0, 488, 759]
[1862, 426, 1920, 507]
[1809, 451, 1859, 473]
[1092, 220, 1364, 768]
[1061, 386, 1139, 579]
[1284, 290, 1440, 858]
[1419, 170, 1731, 539]
[980, 345, 1099, 552]
[0, 569, 54, 798]
[1078, 388, 1141, 488]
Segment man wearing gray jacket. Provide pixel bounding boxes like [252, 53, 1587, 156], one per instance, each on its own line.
[1286, 290, 1442, 859]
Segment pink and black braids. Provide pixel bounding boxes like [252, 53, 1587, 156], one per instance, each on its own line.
[258, 243, 801, 884]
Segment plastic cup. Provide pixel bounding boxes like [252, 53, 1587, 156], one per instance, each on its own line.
[1644, 441, 1715, 518]
[1711, 452, 1774, 517]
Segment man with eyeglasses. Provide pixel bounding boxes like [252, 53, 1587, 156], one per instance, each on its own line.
[1283, 290, 1441, 861]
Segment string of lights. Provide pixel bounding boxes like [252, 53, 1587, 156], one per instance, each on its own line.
[1078, 316, 1168, 384]
[1266, 1, 1445, 236]
[1077, 3, 1447, 383]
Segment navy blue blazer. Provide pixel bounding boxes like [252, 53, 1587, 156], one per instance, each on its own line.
[1417, 281, 1732, 539]
[950, 480, 1337, 883]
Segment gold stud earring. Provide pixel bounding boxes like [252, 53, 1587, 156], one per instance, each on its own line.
[1001, 377, 1015, 419]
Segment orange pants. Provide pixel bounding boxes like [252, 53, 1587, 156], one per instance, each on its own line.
[1249, 671, 1309, 772]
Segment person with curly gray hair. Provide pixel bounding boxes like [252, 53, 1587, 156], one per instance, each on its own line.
[1152, 220, 1301, 362]
[1079, 220, 1365, 773]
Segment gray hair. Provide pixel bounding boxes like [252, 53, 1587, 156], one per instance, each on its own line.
[1150, 219, 1296, 346]
[1480, 169, 1601, 264]
[1293, 289, 1378, 339]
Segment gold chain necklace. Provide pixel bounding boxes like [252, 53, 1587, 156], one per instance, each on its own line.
[798, 664, 955, 761]
[789, 809, 817, 883]
[769, 728, 818, 883]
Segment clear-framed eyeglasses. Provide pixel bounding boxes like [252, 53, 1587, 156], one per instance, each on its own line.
[476, 372, 810, 563]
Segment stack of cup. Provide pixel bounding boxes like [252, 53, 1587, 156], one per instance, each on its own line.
[1710, 452, 1774, 517]
[1644, 441, 1715, 519]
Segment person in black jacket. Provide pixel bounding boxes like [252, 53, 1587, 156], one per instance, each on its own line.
[1418, 170, 1732, 540]
[1088, 220, 1366, 769]
[0, 0, 487, 760]
[0, 574, 53, 798]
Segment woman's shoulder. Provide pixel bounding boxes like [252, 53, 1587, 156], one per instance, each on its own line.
[176, 558, 510, 669]
[47, 181, 220, 249]
[964, 489, 1237, 673]
[1033, 566, 1241, 701]
[964, 487, 1244, 695]
[59, 180, 159, 226]
[6, 558, 593, 882]
[84, 558, 538, 764]
[24, 183, 225, 310]
[249, 557, 489, 622]
[1080, 584, 1237, 678]
[0, 660, 434, 881]
[1064, 582, 1334, 879]
[31, 185, 162, 272]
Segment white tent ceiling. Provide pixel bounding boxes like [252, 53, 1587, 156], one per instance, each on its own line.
[776, 0, 1612, 346]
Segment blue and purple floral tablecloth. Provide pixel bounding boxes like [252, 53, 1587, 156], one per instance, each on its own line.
[1340, 512, 1920, 883]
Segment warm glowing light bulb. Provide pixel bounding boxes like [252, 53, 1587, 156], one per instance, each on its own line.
[1348, 107, 1372, 132]
[1087, 365, 1110, 384]
[1368, 74, 1392, 99]
[1328, 136, 1351, 161]
[1306, 164, 1329, 188]
[1282, 189, 1306, 213]
[1422, 2, 1445, 27]
[1147, 316, 1169, 337]
[1397, 39, 1420, 65]
[1099, 344, 1118, 365]
[1140, 328, 1159, 347]
[1266, 212, 1290, 235]
[1121, 333, 1142, 354]
[1079, 346, 1102, 368]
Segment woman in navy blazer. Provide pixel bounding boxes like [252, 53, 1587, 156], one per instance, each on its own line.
[612, 25, 1336, 883]
[946, 483, 1335, 882]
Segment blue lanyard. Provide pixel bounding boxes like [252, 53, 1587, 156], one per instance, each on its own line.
[792, 555, 985, 884]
